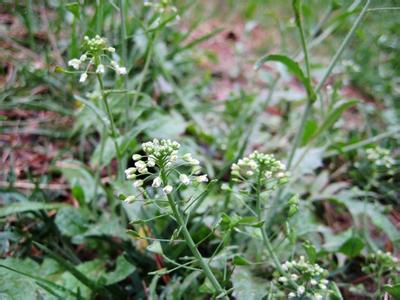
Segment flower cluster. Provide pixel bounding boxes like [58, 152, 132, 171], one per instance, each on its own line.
[363, 250, 399, 275]
[124, 139, 208, 203]
[144, 0, 179, 17]
[274, 256, 332, 299]
[231, 151, 288, 189]
[365, 146, 395, 169]
[67, 35, 127, 83]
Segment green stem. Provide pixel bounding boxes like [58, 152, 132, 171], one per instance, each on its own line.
[97, 74, 123, 178]
[160, 170, 227, 299]
[271, 0, 371, 221]
[131, 31, 157, 110]
[118, 0, 130, 130]
[254, 172, 296, 288]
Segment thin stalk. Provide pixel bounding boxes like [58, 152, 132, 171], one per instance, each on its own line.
[118, 0, 130, 130]
[293, 0, 311, 80]
[255, 173, 281, 271]
[254, 172, 296, 288]
[272, 0, 371, 216]
[97, 74, 123, 178]
[160, 170, 227, 299]
[131, 31, 157, 110]
[315, 0, 371, 92]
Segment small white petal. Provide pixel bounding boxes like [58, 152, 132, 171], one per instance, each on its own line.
[179, 174, 190, 185]
[96, 64, 105, 74]
[163, 185, 173, 194]
[195, 174, 208, 183]
[79, 73, 88, 83]
[68, 58, 81, 70]
[152, 177, 162, 188]
[133, 180, 143, 187]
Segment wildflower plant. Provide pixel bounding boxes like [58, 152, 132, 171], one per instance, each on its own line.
[362, 250, 399, 292]
[230, 150, 300, 281]
[68, 35, 127, 83]
[124, 139, 226, 298]
[274, 256, 333, 299]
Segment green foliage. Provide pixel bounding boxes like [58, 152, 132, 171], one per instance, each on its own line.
[1, 0, 399, 299]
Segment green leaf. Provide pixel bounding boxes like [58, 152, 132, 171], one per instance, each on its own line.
[34, 243, 102, 295]
[338, 236, 365, 257]
[231, 267, 267, 300]
[302, 241, 317, 263]
[55, 207, 90, 239]
[384, 284, 400, 299]
[0, 202, 67, 217]
[233, 255, 251, 266]
[312, 99, 358, 140]
[254, 54, 315, 101]
[330, 282, 344, 300]
[105, 255, 136, 285]
[301, 119, 318, 145]
[0, 258, 78, 299]
[333, 189, 399, 242]
[147, 241, 164, 255]
[58, 160, 103, 203]
[66, 2, 80, 19]
[145, 111, 187, 139]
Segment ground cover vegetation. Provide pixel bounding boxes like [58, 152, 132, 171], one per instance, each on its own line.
[0, 0, 399, 299]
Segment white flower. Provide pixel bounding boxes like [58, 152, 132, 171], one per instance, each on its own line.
[132, 154, 142, 161]
[321, 279, 329, 285]
[152, 176, 162, 188]
[133, 180, 143, 188]
[291, 274, 298, 281]
[297, 285, 305, 296]
[282, 262, 288, 271]
[182, 153, 192, 162]
[163, 185, 173, 194]
[125, 167, 136, 175]
[189, 159, 200, 166]
[315, 294, 323, 300]
[68, 58, 81, 70]
[124, 195, 136, 203]
[126, 173, 136, 180]
[79, 73, 88, 83]
[179, 174, 190, 185]
[96, 64, 105, 74]
[138, 167, 148, 174]
[278, 276, 287, 283]
[135, 161, 146, 169]
[116, 66, 127, 75]
[246, 170, 254, 176]
[319, 283, 327, 290]
[288, 292, 296, 298]
[147, 159, 156, 167]
[79, 54, 87, 62]
[310, 279, 317, 285]
[195, 174, 208, 183]
[107, 47, 115, 52]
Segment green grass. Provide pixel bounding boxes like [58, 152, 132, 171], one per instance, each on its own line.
[0, 0, 399, 299]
